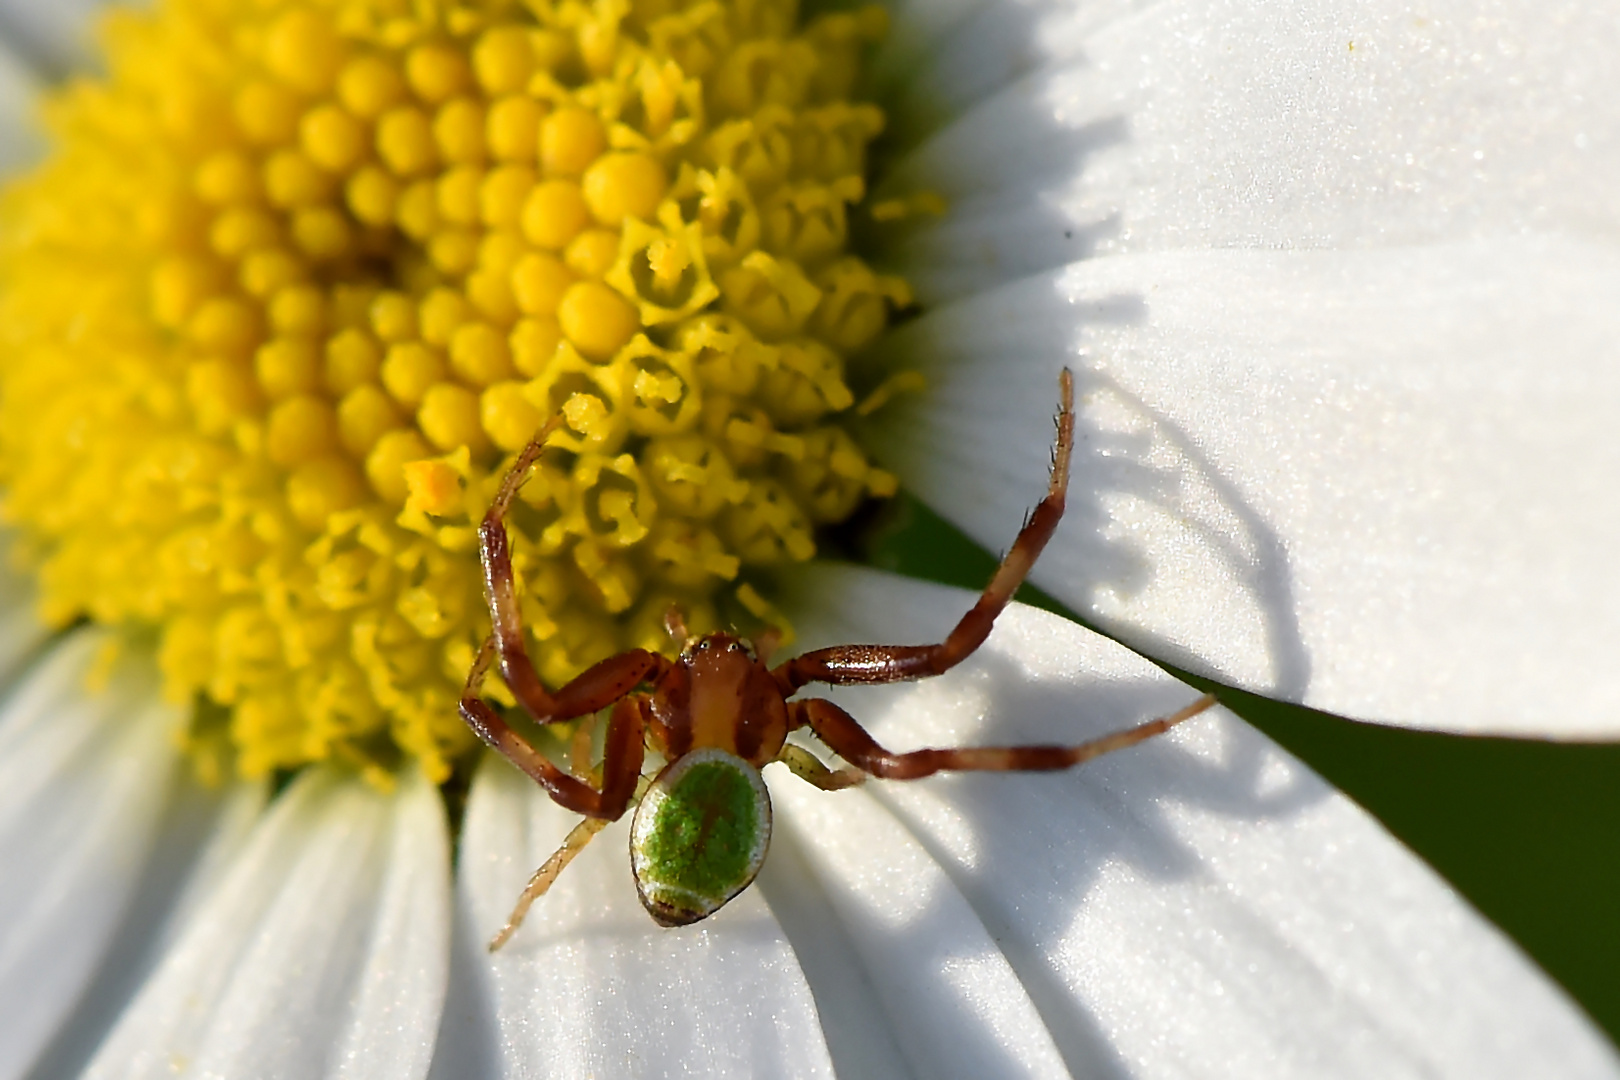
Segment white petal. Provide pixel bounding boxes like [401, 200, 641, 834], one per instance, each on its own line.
[748, 812, 918, 1079]
[82, 766, 451, 1080]
[455, 758, 837, 1080]
[0, 30, 41, 170]
[0, 551, 46, 687]
[865, 238, 1620, 737]
[26, 778, 267, 1080]
[866, 0, 992, 100]
[767, 778, 1070, 1079]
[330, 768, 452, 1080]
[0, 0, 103, 75]
[881, 0, 1620, 303]
[0, 632, 180, 1080]
[877, 0, 1127, 146]
[784, 565, 1619, 1078]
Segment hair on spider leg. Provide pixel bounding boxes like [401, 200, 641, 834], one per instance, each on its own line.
[460, 368, 1217, 945]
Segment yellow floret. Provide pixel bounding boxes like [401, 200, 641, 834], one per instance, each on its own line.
[377, 107, 437, 176]
[301, 105, 368, 173]
[559, 280, 640, 360]
[582, 153, 668, 227]
[403, 459, 465, 518]
[521, 180, 589, 250]
[511, 252, 576, 315]
[266, 10, 345, 96]
[473, 27, 536, 95]
[407, 42, 473, 104]
[0, 0, 908, 783]
[339, 54, 407, 119]
[541, 107, 608, 177]
[486, 95, 544, 162]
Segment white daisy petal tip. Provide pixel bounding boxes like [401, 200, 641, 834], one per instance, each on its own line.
[866, 238, 1620, 739]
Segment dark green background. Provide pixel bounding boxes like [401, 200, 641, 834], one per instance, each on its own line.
[853, 492, 1620, 1044]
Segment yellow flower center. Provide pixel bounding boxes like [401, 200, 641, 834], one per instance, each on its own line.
[0, 0, 908, 783]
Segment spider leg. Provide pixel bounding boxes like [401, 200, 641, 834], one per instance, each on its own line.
[568, 712, 598, 780]
[477, 422, 669, 722]
[753, 624, 785, 666]
[662, 603, 690, 648]
[775, 743, 865, 790]
[489, 815, 610, 951]
[788, 692, 1216, 781]
[773, 370, 1074, 695]
[460, 650, 649, 818]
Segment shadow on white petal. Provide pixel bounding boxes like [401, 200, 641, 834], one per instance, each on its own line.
[860, 0, 1620, 738]
[785, 567, 1618, 1078]
[0, 532, 49, 691]
[0, 632, 180, 1080]
[861, 283, 1310, 701]
[0, 0, 103, 81]
[27, 778, 267, 1080]
[864, 0, 988, 107]
[0, 31, 43, 170]
[874, 73, 1128, 305]
[80, 766, 450, 1080]
[752, 814, 918, 1080]
[454, 758, 836, 1080]
[864, 240, 1620, 735]
[424, 885, 504, 1080]
[767, 777, 1071, 1080]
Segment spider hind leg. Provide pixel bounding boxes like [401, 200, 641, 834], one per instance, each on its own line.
[489, 815, 610, 951]
[789, 693, 1218, 781]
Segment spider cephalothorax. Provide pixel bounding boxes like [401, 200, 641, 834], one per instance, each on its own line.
[460, 371, 1216, 948]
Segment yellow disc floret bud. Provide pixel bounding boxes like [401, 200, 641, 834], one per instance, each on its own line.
[0, 0, 908, 783]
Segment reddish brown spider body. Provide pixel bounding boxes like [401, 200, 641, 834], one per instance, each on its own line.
[460, 370, 1216, 948]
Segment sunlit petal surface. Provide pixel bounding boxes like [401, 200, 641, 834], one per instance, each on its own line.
[80, 767, 450, 1080]
[865, 240, 1620, 735]
[879, 0, 1620, 297]
[856, 0, 1620, 736]
[447, 758, 838, 1080]
[778, 565, 1618, 1077]
[0, 0, 1615, 1074]
[0, 634, 180, 1080]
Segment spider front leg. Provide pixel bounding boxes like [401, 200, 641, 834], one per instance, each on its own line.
[477, 420, 668, 722]
[774, 369, 1075, 695]
[460, 641, 649, 819]
[465, 682, 653, 951]
[788, 693, 1217, 781]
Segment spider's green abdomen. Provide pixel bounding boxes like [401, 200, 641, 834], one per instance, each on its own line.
[630, 748, 772, 926]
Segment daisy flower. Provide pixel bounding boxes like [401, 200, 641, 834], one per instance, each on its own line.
[0, 1, 1615, 1078]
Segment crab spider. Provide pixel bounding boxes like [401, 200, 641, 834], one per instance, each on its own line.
[460, 370, 1217, 950]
